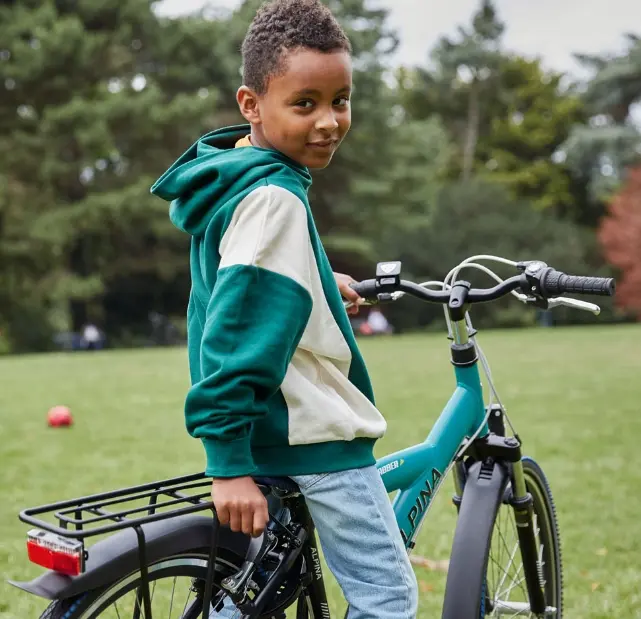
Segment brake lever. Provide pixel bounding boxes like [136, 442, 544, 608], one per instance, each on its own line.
[547, 297, 601, 315]
[344, 292, 398, 310]
[523, 295, 601, 315]
[344, 300, 374, 310]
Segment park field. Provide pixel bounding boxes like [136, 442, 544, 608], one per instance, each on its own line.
[1, 324, 640, 618]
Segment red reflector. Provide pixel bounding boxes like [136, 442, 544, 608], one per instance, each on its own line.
[27, 540, 82, 575]
[26, 530, 84, 576]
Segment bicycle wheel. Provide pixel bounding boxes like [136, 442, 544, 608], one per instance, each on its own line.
[39, 549, 296, 619]
[442, 457, 562, 618]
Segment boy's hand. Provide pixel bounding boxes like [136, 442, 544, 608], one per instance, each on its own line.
[334, 272, 363, 315]
[211, 477, 269, 537]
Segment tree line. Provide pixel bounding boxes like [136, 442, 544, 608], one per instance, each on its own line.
[1, 0, 640, 352]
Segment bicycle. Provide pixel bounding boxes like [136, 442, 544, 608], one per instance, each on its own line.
[8, 255, 615, 618]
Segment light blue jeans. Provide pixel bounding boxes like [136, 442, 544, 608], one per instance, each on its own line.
[216, 466, 418, 618]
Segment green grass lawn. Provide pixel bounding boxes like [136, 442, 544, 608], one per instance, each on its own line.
[1, 324, 640, 618]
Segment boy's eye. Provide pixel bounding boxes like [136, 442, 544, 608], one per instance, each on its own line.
[334, 95, 350, 106]
[294, 100, 314, 109]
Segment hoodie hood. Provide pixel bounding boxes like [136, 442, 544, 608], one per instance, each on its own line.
[151, 124, 312, 236]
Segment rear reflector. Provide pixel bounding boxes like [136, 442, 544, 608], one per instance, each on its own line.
[27, 529, 84, 576]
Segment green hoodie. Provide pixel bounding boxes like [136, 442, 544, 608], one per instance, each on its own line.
[151, 125, 386, 478]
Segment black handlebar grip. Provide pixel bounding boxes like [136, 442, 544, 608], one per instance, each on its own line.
[349, 280, 378, 300]
[541, 270, 615, 297]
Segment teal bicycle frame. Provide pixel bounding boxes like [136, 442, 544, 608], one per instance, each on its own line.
[374, 317, 489, 549]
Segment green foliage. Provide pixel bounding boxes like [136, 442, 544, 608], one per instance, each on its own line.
[399, 0, 505, 181]
[321, 116, 452, 274]
[562, 34, 641, 207]
[0, 0, 635, 351]
[578, 34, 641, 121]
[385, 179, 618, 329]
[424, 181, 585, 274]
[390, 0, 614, 325]
[479, 57, 585, 212]
[400, 39, 585, 216]
[562, 124, 641, 203]
[0, 0, 227, 347]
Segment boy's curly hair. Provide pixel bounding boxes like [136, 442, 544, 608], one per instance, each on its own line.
[242, 0, 352, 95]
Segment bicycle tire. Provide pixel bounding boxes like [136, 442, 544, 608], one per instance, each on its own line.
[39, 548, 295, 619]
[442, 457, 563, 618]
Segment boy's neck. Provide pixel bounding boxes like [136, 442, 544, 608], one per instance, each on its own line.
[248, 126, 272, 151]
[243, 126, 309, 172]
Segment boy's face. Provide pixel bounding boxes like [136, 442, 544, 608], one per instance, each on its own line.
[238, 48, 352, 169]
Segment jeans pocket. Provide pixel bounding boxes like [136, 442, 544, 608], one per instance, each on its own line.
[292, 472, 329, 490]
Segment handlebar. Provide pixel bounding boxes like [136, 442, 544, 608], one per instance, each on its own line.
[351, 276, 524, 304]
[349, 259, 615, 310]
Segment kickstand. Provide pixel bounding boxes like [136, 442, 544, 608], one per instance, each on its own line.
[201, 510, 220, 619]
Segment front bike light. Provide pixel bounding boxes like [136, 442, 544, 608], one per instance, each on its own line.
[26, 529, 85, 575]
[375, 261, 401, 292]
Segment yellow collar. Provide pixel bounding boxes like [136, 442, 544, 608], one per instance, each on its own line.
[235, 135, 252, 148]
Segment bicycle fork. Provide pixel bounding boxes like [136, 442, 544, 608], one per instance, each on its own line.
[510, 458, 547, 615]
[458, 406, 549, 617]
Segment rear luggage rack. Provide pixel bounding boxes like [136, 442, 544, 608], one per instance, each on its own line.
[19, 471, 214, 539]
[19, 472, 224, 619]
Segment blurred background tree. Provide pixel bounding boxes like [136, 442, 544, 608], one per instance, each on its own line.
[0, 0, 637, 352]
[561, 34, 641, 224]
[0, 0, 229, 348]
[398, 0, 505, 182]
[598, 165, 641, 317]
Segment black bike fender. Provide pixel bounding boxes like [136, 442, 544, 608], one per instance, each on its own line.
[8, 514, 248, 600]
[442, 459, 510, 618]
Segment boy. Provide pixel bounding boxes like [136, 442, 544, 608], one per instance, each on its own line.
[151, 1, 418, 616]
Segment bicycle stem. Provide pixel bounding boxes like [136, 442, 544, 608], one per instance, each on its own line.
[450, 318, 469, 345]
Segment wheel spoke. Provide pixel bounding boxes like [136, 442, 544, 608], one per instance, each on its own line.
[496, 521, 515, 571]
[493, 537, 520, 603]
[498, 507, 507, 572]
[133, 592, 141, 619]
[494, 519, 522, 594]
[497, 553, 527, 603]
[168, 576, 177, 618]
[499, 570, 527, 601]
[181, 587, 193, 619]
[488, 554, 519, 601]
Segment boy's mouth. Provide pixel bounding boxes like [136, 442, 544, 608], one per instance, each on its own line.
[307, 139, 339, 150]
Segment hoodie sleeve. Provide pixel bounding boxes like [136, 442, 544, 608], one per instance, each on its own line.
[185, 183, 313, 477]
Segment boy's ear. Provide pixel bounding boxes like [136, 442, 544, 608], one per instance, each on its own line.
[237, 86, 262, 125]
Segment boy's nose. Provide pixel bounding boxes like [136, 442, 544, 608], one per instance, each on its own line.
[315, 110, 339, 132]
